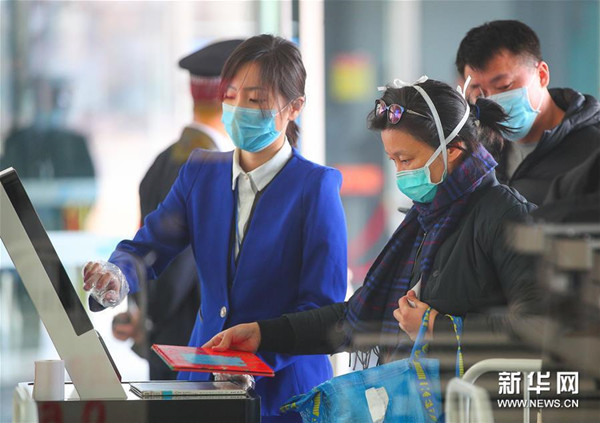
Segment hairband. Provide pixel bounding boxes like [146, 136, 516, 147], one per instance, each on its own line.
[376, 75, 472, 102]
[377, 75, 429, 92]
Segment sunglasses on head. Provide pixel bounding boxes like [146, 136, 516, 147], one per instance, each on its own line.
[375, 99, 428, 124]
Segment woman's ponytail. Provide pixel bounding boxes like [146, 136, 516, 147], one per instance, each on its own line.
[286, 121, 299, 147]
[468, 97, 513, 158]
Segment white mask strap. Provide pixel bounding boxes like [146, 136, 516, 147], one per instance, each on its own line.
[526, 72, 543, 112]
[274, 98, 295, 116]
[444, 100, 470, 144]
[456, 75, 472, 99]
[413, 78, 471, 174]
[377, 75, 429, 92]
[412, 85, 449, 170]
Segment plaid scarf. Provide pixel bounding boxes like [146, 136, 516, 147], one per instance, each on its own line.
[346, 145, 497, 346]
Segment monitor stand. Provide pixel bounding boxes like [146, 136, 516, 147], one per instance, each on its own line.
[0, 175, 126, 399]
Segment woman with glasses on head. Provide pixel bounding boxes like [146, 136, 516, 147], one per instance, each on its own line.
[204, 77, 543, 393]
[82, 35, 347, 423]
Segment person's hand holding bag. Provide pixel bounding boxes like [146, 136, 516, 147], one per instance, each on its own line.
[394, 290, 438, 341]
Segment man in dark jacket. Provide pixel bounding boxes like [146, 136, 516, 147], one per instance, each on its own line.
[112, 39, 243, 380]
[456, 20, 600, 205]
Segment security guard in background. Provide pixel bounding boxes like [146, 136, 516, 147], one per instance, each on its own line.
[112, 39, 243, 380]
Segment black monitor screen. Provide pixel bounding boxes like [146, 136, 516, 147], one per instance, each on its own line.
[1, 168, 92, 335]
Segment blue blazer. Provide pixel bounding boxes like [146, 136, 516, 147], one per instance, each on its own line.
[109, 148, 347, 417]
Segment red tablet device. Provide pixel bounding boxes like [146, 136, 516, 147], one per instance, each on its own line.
[151, 344, 275, 377]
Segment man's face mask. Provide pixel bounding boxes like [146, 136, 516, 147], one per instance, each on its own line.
[488, 72, 542, 142]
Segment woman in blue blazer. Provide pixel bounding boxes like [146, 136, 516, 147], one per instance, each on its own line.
[83, 35, 347, 422]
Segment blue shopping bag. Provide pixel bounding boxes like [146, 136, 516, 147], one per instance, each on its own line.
[280, 308, 463, 423]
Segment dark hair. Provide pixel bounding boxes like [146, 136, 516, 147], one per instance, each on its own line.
[456, 20, 542, 76]
[220, 34, 306, 147]
[367, 79, 511, 158]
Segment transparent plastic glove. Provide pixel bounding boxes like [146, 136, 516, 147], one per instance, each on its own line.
[213, 373, 255, 390]
[82, 261, 129, 308]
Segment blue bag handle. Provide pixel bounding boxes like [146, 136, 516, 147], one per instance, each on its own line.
[280, 390, 323, 422]
[410, 307, 464, 377]
[409, 308, 464, 422]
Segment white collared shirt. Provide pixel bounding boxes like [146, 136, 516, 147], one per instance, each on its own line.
[189, 121, 235, 152]
[231, 141, 292, 258]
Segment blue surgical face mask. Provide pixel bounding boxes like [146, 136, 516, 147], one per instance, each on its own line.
[221, 103, 283, 152]
[396, 145, 445, 203]
[488, 75, 542, 142]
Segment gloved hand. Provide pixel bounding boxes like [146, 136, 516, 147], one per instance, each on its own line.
[83, 261, 129, 308]
[213, 373, 255, 390]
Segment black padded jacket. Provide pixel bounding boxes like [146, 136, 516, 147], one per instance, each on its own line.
[496, 88, 600, 206]
[258, 173, 542, 355]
